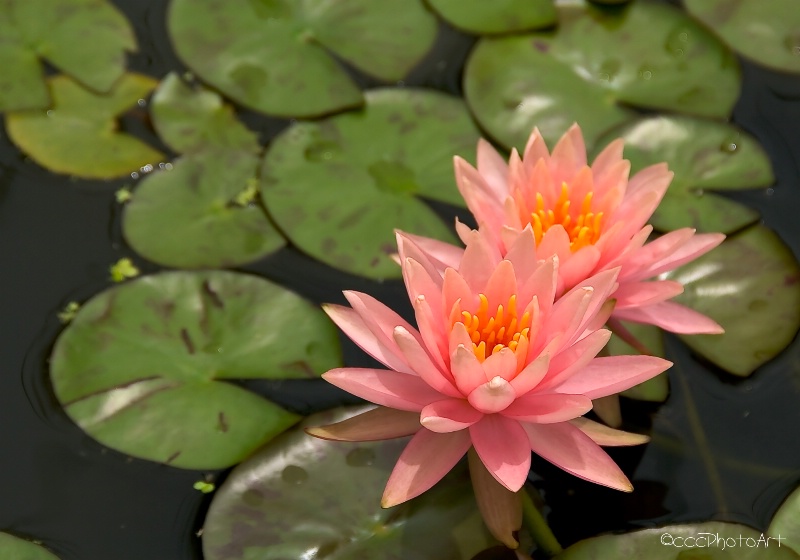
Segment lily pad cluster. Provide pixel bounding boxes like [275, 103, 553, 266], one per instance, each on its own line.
[0, 533, 61, 560]
[50, 270, 341, 469]
[202, 406, 497, 560]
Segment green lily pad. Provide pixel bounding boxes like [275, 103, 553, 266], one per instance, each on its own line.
[606, 322, 669, 402]
[5, 73, 164, 179]
[685, 0, 800, 74]
[261, 88, 480, 279]
[463, 0, 740, 150]
[202, 406, 497, 560]
[595, 116, 772, 234]
[168, 0, 437, 118]
[769, 486, 800, 554]
[556, 521, 799, 559]
[122, 149, 285, 268]
[0, 0, 136, 111]
[150, 72, 259, 155]
[0, 533, 60, 560]
[664, 224, 800, 377]
[426, 0, 556, 35]
[50, 271, 342, 469]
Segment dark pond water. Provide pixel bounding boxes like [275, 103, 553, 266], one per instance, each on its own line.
[0, 1, 799, 559]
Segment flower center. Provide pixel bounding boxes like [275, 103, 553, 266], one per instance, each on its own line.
[528, 183, 604, 251]
[455, 294, 531, 362]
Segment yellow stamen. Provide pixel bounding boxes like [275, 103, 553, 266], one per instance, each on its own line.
[453, 293, 533, 362]
[528, 181, 605, 251]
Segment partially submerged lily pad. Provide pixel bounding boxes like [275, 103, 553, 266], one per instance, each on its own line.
[122, 150, 285, 268]
[665, 225, 800, 377]
[261, 88, 480, 279]
[596, 116, 772, 234]
[5, 73, 164, 179]
[202, 406, 497, 560]
[464, 0, 740, 150]
[426, 0, 556, 35]
[0, 533, 60, 560]
[556, 521, 799, 559]
[685, 0, 800, 74]
[769, 485, 800, 554]
[0, 0, 136, 111]
[168, 0, 437, 117]
[150, 72, 259, 155]
[50, 271, 341, 469]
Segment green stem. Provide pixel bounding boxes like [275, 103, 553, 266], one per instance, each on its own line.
[521, 486, 563, 557]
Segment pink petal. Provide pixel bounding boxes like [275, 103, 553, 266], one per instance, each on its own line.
[618, 228, 695, 281]
[483, 260, 518, 314]
[612, 301, 724, 334]
[382, 429, 472, 507]
[468, 449, 522, 549]
[455, 157, 506, 233]
[549, 123, 587, 185]
[540, 329, 611, 389]
[523, 127, 550, 166]
[558, 246, 601, 295]
[451, 343, 489, 395]
[420, 398, 483, 433]
[590, 138, 625, 188]
[594, 160, 630, 206]
[518, 255, 558, 317]
[570, 417, 650, 446]
[323, 368, 445, 411]
[399, 232, 463, 271]
[403, 258, 444, 319]
[626, 162, 672, 198]
[509, 352, 551, 396]
[638, 233, 726, 280]
[306, 407, 421, 441]
[504, 226, 539, 281]
[538, 286, 593, 354]
[502, 393, 592, 423]
[413, 294, 449, 371]
[482, 347, 519, 382]
[547, 355, 672, 399]
[468, 376, 517, 414]
[536, 225, 571, 267]
[443, 267, 475, 319]
[344, 290, 419, 353]
[476, 138, 511, 199]
[523, 422, 633, 491]
[470, 415, 532, 492]
[459, 228, 502, 292]
[613, 280, 684, 309]
[393, 326, 461, 397]
[323, 304, 412, 373]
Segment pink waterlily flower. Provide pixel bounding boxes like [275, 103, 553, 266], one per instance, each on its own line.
[307, 229, 670, 545]
[419, 124, 725, 337]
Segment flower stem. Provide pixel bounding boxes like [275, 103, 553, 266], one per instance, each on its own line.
[520, 486, 562, 557]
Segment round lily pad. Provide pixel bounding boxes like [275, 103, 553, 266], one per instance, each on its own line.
[261, 88, 480, 279]
[150, 72, 259, 155]
[463, 0, 741, 150]
[426, 0, 556, 35]
[0, 0, 136, 111]
[685, 0, 800, 74]
[595, 116, 773, 234]
[122, 149, 285, 269]
[168, 0, 437, 118]
[769, 485, 800, 555]
[664, 224, 800, 377]
[202, 406, 497, 560]
[557, 521, 800, 559]
[0, 533, 60, 560]
[50, 271, 342, 469]
[5, 73, 165, 179]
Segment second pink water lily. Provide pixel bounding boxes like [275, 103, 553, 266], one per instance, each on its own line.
[429, 124, 726, 336]
[308, 229, 671, 511]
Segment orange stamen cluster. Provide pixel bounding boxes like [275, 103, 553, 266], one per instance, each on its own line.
[530, 183, 604, 252]
[455, 294, 531, 362]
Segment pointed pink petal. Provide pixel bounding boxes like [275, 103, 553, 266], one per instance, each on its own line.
[502, 393, 592, 423]
[452, 343, 488, 395]
[476, 138, 511, 199]
[509, 352, 551, 396]
[412, 294, 449, 371]
[618, 228, 695, 280]
[394, 326, 461, 397]
[470, 415, 531, 492]
[420, 398, 483, 433]
[637, 233, 726, 280]
[403, 258, 443, 318]
[468, 376, 518, 414]
[626, 162, 671, 198]
[323, 304, 412, 373]
[459, 229, 502, 292]
[537, 225, 571, 267]
[523, 422, 633, 491]
[306, 407, 420, 441]
[468, 449, 522, 549]
[483, 260, 518, 314]
[549, 123, 587, 184]
[455, 157, 506, 232]
[399, 232, 463, 271]
[565, 268, 620, 342]
[539, 287, 593, 353]
[591, 138, 625, 182]
[482, 347, 519, 382]
[518, 255, 558, 317]
[382, 429, 472, 507]
[443, 267, 475, 320]
[323, 368, 445, 411]
[547, 355, 672, 399]
[597, 224, 653, 272]
[344, 290, 419, 354]
[570, 417, 650, 446]
[558, 246, 601, 294]
[448, 320, 474, 361]
[396, 231, 445, 301]
[540, 329, 611, 389]
[523, 127, 550, 165]
[613, 280, 684, 309]
[522, 157, 557, 209]
[612, 301, 724, 334]
[504, 226, 539, 281]
[613, 190, 664, 240]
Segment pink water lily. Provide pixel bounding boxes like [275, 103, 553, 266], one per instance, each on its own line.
[307, 229, 670, 544]
[419, 124, 725, 337]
